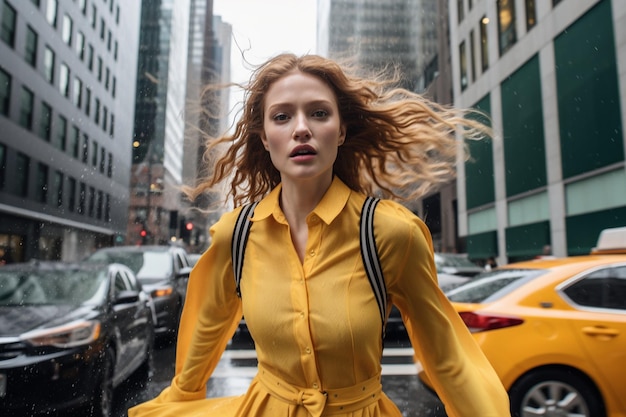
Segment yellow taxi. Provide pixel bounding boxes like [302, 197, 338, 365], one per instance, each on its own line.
[419, 227, 626, 417]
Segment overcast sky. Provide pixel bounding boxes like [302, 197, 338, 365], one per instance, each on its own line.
[213, 0, 318, 85]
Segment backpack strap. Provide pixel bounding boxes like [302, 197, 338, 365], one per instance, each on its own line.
[360, 197, 387, 334]
[232, 202, 258, 297]
[231, 198, 387, 332]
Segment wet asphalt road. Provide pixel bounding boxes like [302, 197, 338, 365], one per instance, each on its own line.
[111, 335, 448, 417]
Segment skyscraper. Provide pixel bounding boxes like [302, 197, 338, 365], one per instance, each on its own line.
[0, 0, 141, 262]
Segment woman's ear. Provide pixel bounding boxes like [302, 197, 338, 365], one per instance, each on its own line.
[260, 133, 269, 151]
[338, 124, 347, 146]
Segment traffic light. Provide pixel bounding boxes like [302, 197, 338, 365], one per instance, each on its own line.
[180, 218, 192, 243]
[140, 229, 147, 244]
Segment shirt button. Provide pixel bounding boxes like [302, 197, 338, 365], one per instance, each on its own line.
[305, 347, 311, 354]
[312, 382, 319, 389]
[309, 250, 315, 256]
[300, 312, 305, 318]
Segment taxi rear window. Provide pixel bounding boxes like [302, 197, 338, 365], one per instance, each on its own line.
[446, 269, 547, 304]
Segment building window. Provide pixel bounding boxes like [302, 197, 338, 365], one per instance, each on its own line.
[54, 114, 66, 150]
[0, 67, 10, 116]
[92, 141, 98, 167]
[469, 30, 476, 83]
[480, 16, 489, 71]
[61, 14, 72, 45]
[96, 190, 103, 219]
[70, 125, 79, 158]
[459, 41, 468, 91]
[94, 98, 100, 124]
[99, 17, 105, 40]
[53, 170, 63, 208]
[31, 0, 40, 7]
[59, 63, 69, 97]
[45, 0, 57, 28]
[39, 101, 52, 141]
[497, 0, 517, 56]
[115, 5, 119, 24]
[78, 182, 85, 214]
[15, 153, 29, 197]
[0, 143, 5, 189]
[105, 67, 110, 90]
[113, 40, 118, 60]
[85, 87, 91, 116]
[25, 26, 38, 67]
[102, 106, 108, 131]
[75, 31, 85, 60]
[88, 186, 95, 217]
[457, 0, 464, 23]
[44, 46, 55, 83]
[109, 113, 114, 137]
[111, 76, 116, 97]
[107, 30, 112, 51]
[107, 152, 112, 177]
[82, 134, 89, 164]
[91, 4, 96, 28]
[87, 44, 94, 70]
[73, 77, 82, 108]
[19, 87, 34, 130]
[526, 0, 536, 30]
[97, 56, 102, 81]
[37, 163, 48, 203]
[99, 147, 105, 173]
[78, 0, 86, 14]
[1, 1, 16, 48]
[68, 176, 76, 212]
[105, 193, 110, 222]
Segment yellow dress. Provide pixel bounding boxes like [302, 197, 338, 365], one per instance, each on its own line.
[128, 177, 511, 417]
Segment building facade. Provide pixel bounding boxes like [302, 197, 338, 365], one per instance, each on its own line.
[0, 0, 141, 262]
[317, 0, 438, 92]
[181, 0, 232, 252]
[451, 0, 626, 263]
[129, 0, 190, 246]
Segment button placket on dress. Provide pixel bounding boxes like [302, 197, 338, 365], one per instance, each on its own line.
[290, 213, 324, 394]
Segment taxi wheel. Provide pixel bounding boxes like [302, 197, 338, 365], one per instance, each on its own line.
[509, 368, 605, 417]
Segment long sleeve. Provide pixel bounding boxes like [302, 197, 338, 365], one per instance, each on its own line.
[378, 203, 511, 417]
[128, 210, 244, 416]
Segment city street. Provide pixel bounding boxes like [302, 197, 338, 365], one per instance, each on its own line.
[111, 336, 448, 417]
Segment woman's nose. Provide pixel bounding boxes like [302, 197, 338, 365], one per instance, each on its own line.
[292, 114, 311, 139]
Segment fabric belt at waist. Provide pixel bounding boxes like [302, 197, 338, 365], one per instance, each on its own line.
[256, 364, 382, 417]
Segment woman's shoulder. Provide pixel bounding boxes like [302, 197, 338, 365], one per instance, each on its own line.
[209, 205, 251, 243]
[370, 198, 431, 248]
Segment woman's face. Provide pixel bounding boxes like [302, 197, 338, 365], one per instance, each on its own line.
[261, 71, 346, 186]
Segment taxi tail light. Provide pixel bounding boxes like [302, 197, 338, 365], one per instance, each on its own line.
[152, 286, 174, 298]
[458, 311, 524, 333]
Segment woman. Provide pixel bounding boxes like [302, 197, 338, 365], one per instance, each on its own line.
[129, 54, 510, 417]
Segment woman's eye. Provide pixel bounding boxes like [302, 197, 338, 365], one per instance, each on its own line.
[312, 110, 328, 118]
[273, 113, 289, 121]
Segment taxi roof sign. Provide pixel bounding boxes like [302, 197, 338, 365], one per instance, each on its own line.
[592, 226, 626, 254]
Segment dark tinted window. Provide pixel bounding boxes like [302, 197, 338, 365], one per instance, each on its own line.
[447, 269, 547, 303]
[563, 266, 626, 310]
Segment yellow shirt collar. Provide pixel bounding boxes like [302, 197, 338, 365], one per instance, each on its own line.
[252, 176, 352, 225]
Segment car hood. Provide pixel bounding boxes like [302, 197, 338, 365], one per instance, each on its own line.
[0, 305, 99, 337]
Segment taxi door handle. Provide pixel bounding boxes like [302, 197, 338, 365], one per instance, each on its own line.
[582, 326, 619, 338]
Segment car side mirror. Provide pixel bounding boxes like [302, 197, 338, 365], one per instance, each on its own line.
[115, 290, 140, 304]
[176, 266, 192, 279]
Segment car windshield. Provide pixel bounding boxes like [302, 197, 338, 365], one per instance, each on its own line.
[435, 254, 479, 268]
[446, 269, 548, 303]
[0, 268, 108, 306]
[87, 250, 172, 282]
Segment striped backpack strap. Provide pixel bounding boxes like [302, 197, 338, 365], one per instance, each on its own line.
[232, 202, 258, 297]
[360, 196, 387, 333]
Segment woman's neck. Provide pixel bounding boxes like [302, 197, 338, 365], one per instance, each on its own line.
[280, 175, 333, 226]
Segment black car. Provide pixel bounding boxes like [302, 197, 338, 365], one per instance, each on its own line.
[0, 261, 154, 417]
[85, 245, 192, 338]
